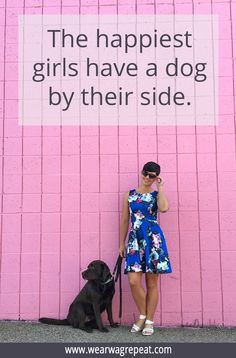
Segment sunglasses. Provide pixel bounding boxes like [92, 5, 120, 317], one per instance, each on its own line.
[142, 170, 157, 179]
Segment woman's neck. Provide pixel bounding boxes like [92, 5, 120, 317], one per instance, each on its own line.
[137, 186, 153, 193]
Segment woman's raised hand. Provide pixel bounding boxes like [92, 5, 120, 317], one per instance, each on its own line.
[156, 176, 165, 189]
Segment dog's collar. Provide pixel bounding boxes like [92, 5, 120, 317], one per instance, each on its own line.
[101, 275, 114, 285]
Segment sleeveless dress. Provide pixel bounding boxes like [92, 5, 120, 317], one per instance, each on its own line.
[124, 189, 172, 274]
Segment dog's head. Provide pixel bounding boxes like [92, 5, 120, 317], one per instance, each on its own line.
[82, 260, 112, 283]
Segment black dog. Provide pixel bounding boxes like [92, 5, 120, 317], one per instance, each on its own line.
[39, 260, 119, 333]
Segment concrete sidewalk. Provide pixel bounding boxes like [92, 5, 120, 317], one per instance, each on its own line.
[0, 321, 236, 343]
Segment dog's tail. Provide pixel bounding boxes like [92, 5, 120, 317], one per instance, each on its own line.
[39, 317, 69, 325]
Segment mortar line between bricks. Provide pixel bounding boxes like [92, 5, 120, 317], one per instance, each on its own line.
[211, 0, 224, 326]
[19, 0, 26, 321]
[173, 0, 183, 328]
[192, 0, 204, 327]
[98, 0, 101, 263]
[38, 0, 43, 322]
[154, 0, 164, 329]
[0, 0, 7, 318]
[134, 0, 140, 326]
[58, 0, 62, 320]
[230, 0, 236, 145]
[78, 0, 82, 312]
[116, 0, 122, 326]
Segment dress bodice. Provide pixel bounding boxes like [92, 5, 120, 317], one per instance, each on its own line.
[128, 189, 158, 228]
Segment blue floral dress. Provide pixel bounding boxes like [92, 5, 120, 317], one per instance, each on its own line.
[124, 189, 172, 274]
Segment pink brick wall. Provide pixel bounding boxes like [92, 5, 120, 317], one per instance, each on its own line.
[0, 0, 236, 327]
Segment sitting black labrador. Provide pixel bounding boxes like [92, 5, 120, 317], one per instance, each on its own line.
[39, 260, 119, 333]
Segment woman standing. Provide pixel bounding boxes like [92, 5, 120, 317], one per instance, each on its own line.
[119, 161, 172, 336]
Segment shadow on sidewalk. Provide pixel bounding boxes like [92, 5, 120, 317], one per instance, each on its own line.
[0, 321, 236, 343]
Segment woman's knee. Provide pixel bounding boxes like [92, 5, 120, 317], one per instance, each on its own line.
[146, 282, 158, 290]
[145, 273, 158, 289]
[128, 272, 142, 287]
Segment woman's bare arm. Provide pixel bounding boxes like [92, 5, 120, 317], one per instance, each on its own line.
[156, 184, 169, 213]
[119, 192, 130, 257]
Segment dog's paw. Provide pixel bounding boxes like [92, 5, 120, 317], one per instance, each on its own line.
[110, 322, 119, 328]
[81, 327, 93, 333]
[84, 328, 93, 333]
[100, 327, 109, 333]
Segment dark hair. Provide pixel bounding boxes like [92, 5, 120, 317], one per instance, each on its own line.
[143, 161, 160, 176]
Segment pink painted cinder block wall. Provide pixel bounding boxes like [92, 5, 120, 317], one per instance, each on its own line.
[0, 0, 236, 327]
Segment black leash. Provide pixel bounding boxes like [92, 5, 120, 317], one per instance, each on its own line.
[112, 255, 123, 319]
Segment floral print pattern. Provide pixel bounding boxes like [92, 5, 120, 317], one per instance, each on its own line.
[124, 189, 172, 274]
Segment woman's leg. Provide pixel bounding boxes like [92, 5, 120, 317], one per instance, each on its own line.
[128, 272, 146, 326]
[145, 273, 159, 322]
